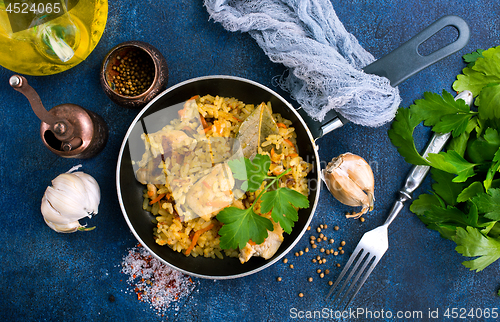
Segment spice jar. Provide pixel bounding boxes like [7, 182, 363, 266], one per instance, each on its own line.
[100, 41, 168, 108]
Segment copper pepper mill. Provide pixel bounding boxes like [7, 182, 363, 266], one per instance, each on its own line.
[10, 75, 108, 158]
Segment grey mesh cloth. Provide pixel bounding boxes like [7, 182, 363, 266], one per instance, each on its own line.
[204, 0, 401, 127]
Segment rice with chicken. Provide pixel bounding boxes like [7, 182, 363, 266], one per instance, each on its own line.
[136, 94, 311, 262]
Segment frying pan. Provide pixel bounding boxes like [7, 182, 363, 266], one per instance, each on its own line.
[117, 15, 469, 279]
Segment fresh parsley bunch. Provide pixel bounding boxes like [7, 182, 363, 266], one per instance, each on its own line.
[388, 46, 500, 271]
[216, 154, 309, 250]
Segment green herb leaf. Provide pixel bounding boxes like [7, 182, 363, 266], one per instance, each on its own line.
[453, 46, 500, 96]
[228, 154, 271, 192]
[446, 117, 478, 157]
[427, 150, 477, 182]
[260, 187, 309, 234]
[471, 188, 500, 220]
[430, 168, 465, 206]
[477, 83, 500, 120]
[387, 107, 430, 165]
[410, 91, 475, 137]
[218, 154, 309, 250]
[463, 49, 485, 67]
[453, 226, 500, 271]
[217, 207, 273, 249]
[457, 181, 484, 203]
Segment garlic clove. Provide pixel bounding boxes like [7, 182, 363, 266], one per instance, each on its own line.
[44, 218, 82, 233]
[72, 172, 100, 214]
[41, 195, 73, 225]
[41, 166, 100, 233]
[322, 153, 375, 219]
[44, 185, 90, 220]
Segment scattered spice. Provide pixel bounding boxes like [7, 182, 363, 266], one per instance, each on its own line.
[283, 258, 288, 264]
[277, 277, 282, 282]
[289, 264, 294, 269]
[121, 245, 196, 314]
[308, 277, 313, 282]
[334, 226, 339, 231]
[328, 281, 333, 286]
[360, 217, 365, 222]
[299, 293, 304, 298]
[341, 241, 346, 246]
[329, 239, 334, 244]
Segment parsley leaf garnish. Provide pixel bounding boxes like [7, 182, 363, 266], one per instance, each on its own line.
[217, 207, 273, 249]
[261, 187, 309, 234]
[228, 153, 271, 192]
[453, 226, 500, 271]
[387, 107, 430, 165]
[217, 154, 309, 250]
[463, 49, 485, 67]
[471, 188, 500, 221]
[453, 46, 500, 96]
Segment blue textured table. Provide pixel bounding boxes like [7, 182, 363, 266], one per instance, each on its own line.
[1, 1, 499, 321]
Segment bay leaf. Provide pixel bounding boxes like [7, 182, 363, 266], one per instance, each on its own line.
[236, 102, 281, 159]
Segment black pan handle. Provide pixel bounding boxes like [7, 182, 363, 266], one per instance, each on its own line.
[363, 15, 470, 87]
[303, 15, 470, 139]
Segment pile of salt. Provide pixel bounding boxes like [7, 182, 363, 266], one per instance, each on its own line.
[121, 245, 196, 314]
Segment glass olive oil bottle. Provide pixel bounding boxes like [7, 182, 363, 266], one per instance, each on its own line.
[0, 0, 107, 75]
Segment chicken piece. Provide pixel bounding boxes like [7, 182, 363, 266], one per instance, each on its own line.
[186, 163, 235, 221]
[239, 222, 284, 263]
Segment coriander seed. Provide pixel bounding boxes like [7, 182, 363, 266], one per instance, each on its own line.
[277, 277, 282, 282]
[308, 277, 313, 282]
[334, 226, 339, 231]
[341, 241, 346, 246]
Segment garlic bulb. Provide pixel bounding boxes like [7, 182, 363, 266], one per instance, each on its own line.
[322, 153, 374, 219]
[41, 165, 100, 233]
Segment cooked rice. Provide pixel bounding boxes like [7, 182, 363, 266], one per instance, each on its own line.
[138, 94, 311, 259]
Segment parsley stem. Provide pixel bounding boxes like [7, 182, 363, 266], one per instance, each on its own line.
[252, 168, 292, 211]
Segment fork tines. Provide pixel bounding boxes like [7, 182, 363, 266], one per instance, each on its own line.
[326, 244, 382, 310]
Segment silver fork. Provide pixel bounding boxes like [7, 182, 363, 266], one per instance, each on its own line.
[325, 91, 473, 309]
